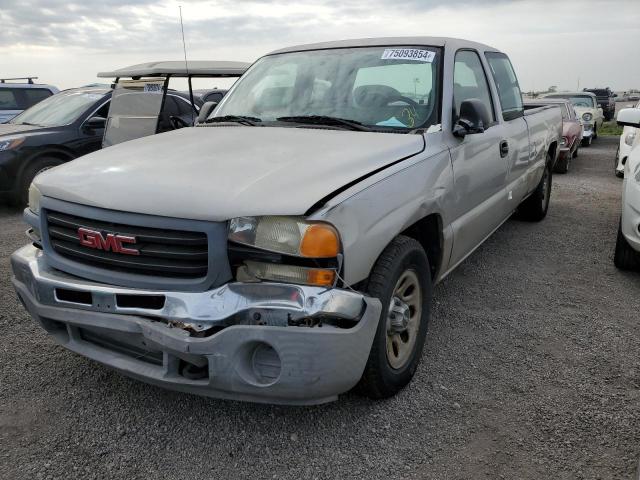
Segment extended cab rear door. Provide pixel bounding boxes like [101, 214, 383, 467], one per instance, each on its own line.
[484, 52, 530, 208]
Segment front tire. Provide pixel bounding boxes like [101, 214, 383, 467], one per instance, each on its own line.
[518, 156, 552, 222]
[614, 221, 639, 270]
[12, 157, 63, 206]
[357, 236, 432, 399]
[582, 135, 593, 147]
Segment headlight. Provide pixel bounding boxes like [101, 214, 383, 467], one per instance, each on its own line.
[28, 184, 41, 214]
[229, 216, 341, 287]
[582, 113, 593, 122]
[625, 131, 637, 146]
[560, 136, 568, 146]
[0, 137, 25, 152]
[229, 216, 340, 258]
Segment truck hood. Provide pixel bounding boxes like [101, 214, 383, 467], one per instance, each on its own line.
[35, 126, 425, 221]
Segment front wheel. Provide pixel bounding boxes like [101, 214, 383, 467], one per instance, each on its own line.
[357, 236, 432, 399]
[518, 157, 552, 222]
[582, 135, 593, 147]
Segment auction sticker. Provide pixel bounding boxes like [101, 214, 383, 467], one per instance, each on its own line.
[143, 83, 163, 93]
[381, 48, 435, 62]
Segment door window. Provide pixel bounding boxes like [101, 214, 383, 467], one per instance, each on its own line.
[94, 101, 110, 118]
[453, 50, 495, 123]
[485, 52, 524, 121]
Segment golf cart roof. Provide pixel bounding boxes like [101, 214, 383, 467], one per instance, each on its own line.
[97, 61, 251, 79]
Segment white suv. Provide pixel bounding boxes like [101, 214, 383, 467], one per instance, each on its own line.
[614, 108, 640, 268]
[0, 78, 59, 123]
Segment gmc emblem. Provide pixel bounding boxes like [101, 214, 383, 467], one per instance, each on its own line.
[77, 227, 140, 256]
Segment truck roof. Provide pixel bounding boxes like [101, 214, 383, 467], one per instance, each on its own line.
[267, 36, 501, 55]
[97, 61, 251, 79]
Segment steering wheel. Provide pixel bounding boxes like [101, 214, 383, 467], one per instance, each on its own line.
[388, 95, 420, 108]
[169, 115, 190, 129]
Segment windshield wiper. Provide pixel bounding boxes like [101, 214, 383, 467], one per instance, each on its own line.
[18, 122, 42, 127]
[204, 115, 261, 126]
[276, 115, 371, 132]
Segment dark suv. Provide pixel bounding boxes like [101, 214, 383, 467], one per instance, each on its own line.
[584, 87, 616, 121]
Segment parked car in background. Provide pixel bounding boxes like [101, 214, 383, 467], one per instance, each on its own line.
[615, 100, 640, 178]
[0, 87, 202, 205]
[525, 98, 582, 173]
[583, 87, 616, 121]
[544, 92, 603, 146]
[12, 37, 562, 405]
[613, 108, 640, 268]
[0, 78, 59, 123]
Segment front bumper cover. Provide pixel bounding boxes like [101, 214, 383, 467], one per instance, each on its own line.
[11, 244, 381, 405]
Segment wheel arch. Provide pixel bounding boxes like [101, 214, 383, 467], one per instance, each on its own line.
[547, 140, 558, 165]
[16, 147, 76, 181]
[399, 213, 444, 281]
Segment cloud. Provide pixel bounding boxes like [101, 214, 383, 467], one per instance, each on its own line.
[0, 0, 523, 51]
[1, 0, 639, 91]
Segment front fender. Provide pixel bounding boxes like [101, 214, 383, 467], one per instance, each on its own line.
[309, 139, 454, 286]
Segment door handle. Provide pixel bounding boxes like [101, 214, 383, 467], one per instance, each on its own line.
[499, 140, 509, 158]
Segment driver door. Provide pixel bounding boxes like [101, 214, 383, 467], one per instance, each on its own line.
[448, 49, 508, 268]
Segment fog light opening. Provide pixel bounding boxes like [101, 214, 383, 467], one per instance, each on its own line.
[236, 341, 282, 387]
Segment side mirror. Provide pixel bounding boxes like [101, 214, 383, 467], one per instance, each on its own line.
[196, 101, 218, 124]
[613, 93, 618, 98]
[84, 116, 106, 131]
[617, 108, 640, 128]
[453, 99, 490, 138]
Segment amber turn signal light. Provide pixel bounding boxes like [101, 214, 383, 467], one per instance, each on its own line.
[300, 224, 340, 258]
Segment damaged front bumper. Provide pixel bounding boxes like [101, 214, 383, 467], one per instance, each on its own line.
[11, 244, 381, 405]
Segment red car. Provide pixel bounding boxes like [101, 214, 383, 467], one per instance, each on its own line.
[525, 99, 583, 173]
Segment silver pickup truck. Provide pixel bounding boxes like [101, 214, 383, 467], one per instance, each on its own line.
[11, 37, 562, 405]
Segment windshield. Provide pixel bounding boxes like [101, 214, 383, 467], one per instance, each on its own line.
[213, 46, 441, 132]
[547, 95, 594, 108]
[10, 90, 106, 127]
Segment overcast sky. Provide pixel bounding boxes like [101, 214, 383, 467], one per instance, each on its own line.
[2, 0, 639, 92]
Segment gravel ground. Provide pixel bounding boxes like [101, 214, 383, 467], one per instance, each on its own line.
[1, 137, 639, 479]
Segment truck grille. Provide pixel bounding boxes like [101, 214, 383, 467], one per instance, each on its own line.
[45, 210, 208, 278]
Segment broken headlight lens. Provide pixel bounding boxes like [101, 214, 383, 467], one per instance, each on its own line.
[28, 184, 42, 215]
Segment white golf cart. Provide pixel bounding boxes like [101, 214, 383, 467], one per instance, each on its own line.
[97, 61, 249, 147]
